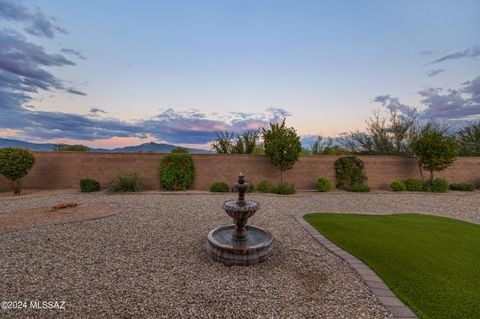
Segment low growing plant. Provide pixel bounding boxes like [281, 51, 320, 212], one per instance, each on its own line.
[256, 180, 273, 193]
[0, 147, 36, 194]
[404, 178, 423, 191]
[422, 178, 449, 193]
[349, 183, 371, 192]
[449, 183, 475, 192]
[390, 180, 407, 191]
[272, 182, 295, 195]
[80, 178, 101, 192]
[110, 174, 144, 192]
[210, 182, 229, 192]
[158, 153, 195, 191]
[316, 177, 332, 192]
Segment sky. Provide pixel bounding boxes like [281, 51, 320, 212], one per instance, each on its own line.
[0, 0, 479, 149]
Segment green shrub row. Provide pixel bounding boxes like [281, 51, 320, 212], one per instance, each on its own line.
[390, 178, 464, 193]
[449, 183, 476, 191]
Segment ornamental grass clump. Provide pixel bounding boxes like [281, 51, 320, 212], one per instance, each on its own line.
[404, 178, 423, 191]
[158, 153, 195, 191]
[110, 174, 144, 192]
[0, 147, 36, 194]
[210, 182, 229, 192]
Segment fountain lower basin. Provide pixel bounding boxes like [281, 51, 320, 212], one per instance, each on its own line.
[206, 225, 273, 266]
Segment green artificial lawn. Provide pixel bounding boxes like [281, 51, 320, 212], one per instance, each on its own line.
[304, 213, 480, 319]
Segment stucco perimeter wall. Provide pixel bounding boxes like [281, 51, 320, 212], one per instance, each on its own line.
[0, 152, 479, 192]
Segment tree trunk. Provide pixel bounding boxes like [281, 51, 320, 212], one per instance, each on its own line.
[280, 170, 283, 184]
[11, 180, 21, 195]
[429, 170, 434, 182]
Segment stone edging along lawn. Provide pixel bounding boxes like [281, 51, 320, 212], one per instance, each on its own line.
[295, 214, 418, 319]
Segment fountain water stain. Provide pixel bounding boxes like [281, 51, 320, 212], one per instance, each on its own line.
[206, 174, 273, 266]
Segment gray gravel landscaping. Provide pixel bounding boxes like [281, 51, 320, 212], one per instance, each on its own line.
[1, 191, 479, 318]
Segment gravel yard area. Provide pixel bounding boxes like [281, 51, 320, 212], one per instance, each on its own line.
[1, 191, 478, 318]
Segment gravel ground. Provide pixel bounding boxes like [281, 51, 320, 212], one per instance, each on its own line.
[0, 191, 479, 318]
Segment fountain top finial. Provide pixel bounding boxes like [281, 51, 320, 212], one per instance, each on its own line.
[237, 173, 246, 205]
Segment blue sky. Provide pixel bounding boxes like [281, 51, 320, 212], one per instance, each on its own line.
[0, 0, 479, 148]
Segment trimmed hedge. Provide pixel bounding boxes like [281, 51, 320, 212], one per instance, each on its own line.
[210, 182, 229, 192]
[159, 154, 195, 191]
[80, 178, 100, 192]
[390, 180, 407, 191]
[316, 177, 332, 192]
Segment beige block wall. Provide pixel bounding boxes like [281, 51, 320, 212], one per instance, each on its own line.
[0, 152, 479, 192]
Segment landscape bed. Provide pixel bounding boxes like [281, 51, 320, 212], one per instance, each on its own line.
[304, 213, 480, 319]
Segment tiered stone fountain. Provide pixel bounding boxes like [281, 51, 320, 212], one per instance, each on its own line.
[206, 173, 273, 266]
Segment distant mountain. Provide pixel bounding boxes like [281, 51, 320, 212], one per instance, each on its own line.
[0, 138, 210, 154]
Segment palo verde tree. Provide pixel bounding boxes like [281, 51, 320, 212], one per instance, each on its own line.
[262, 119, 302, 183]
[0, 147, 36, 194]
[456, 122, 480, 156]
[412, 122, 458, 181]
[211, 130, 260, 154]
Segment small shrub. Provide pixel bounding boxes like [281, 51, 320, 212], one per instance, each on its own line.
[404, 178, 423, 191]
[422, 178, 449, 193]
[334, 156, 367, 190]
[316, 177, 332, 192]
[80, 178, 101, 192]
[232, 181, 254, 193]
[210, 182, 229, 192]
[110, 174, 144, 192]
[0, 147, 36, 194]
[349, 183, 371, 192]
[159, 154, 195, 191]
[449, 183, 475, 192]
[272, 182, 295, 195]
[475, 179, 480, 190]
[256, 180, 273, 193]
[390, 180, 406, 191]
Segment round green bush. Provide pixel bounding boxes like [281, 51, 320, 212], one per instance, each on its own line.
[349, 183, 371, 192]
[316, 177, 332, 192]
[0, 147, 36, 194]
[449, 183, 475, 191]
[256, 180, 273, 193]
[159, 154, 195, 191]
[422, 178, 449, 193]
[404, 178, 423, 191]
[272, 182, 295, 195]
[334, 156, 366, 190]
[80, 178, 101, 192]
[210, 182, 229, 192]
[390, 180, 407, 191]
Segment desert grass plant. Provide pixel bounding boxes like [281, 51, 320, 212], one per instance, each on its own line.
[0, 147, 36, 194]
[316, 177, 332, 192]
[390, 180, 407, 191]
[110, 174, 144, 192]
[349, 183, 371, 192]
[209, 182, 229, 192]
[422, 178, 449, 193]
[272, 182, 295, 195]
[80, 178, 101, 192]
[449, 183, 475, 192]
[158, 153, 195, 191]
[256, 180, 273, 193]
[404, 178, 423, 191]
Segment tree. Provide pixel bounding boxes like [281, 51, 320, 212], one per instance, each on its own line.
[53, 144, 90, 152]
[171, 146, 189, 153]
[412, 123, 458, 181]
[343, 110, 417, 155]
[0, 148, 36, 194]
[211, 130, 260, 154]
[310, 136, 348, 155]
[456, 122, 480, 156]
[262, 119, 302, 183]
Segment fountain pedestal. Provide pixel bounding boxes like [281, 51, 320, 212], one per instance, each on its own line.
[206, 174, 273, 266]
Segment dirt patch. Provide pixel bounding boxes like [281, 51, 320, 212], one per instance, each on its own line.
[0, 202, 122, 233]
